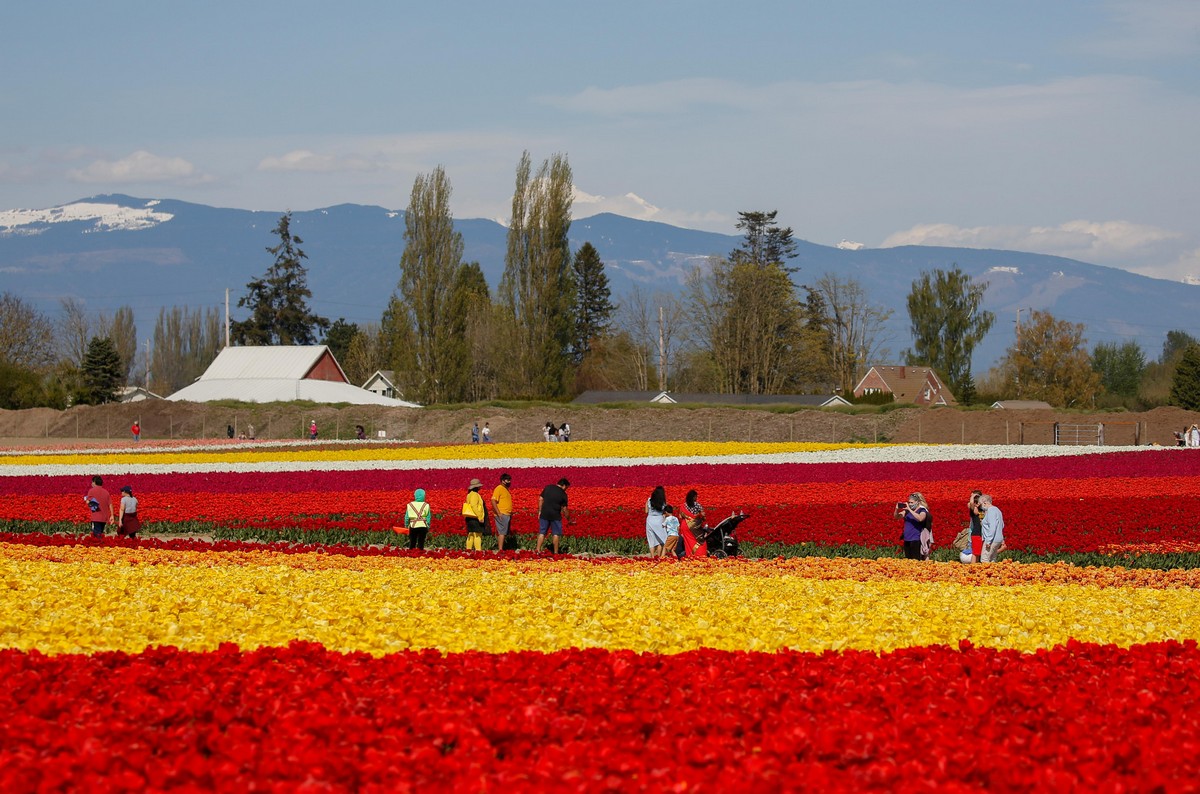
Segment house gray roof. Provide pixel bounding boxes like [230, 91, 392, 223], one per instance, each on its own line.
[573, 390, 850, 407]
[991, 400, 1055, 410]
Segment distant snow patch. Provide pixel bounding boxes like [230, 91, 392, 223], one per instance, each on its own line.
[0, 202, 173, 234]
[836, 239, 865, 250]
[987, 266, 1022, 275]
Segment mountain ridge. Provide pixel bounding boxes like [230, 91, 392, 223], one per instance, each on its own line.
[3, 194, 1198, 373]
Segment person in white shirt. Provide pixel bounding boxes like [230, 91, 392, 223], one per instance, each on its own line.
[980, 494, 1006, 563]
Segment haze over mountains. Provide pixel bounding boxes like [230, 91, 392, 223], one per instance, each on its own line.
[3, 195, 1199, 374]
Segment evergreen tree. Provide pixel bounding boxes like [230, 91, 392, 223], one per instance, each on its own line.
[731, 210, 799, 271]
[232, 212, 329, 346]
[1169, 344, 1200, 411]
[498, 151, 575, 398]
[397, 166, 464, 404]
[958, 371, 978, 406]
[78, 336, 123, 404]
[571, 242, 614, 363]
[322, 318, 359, 366]
[904, 265, 994, 397]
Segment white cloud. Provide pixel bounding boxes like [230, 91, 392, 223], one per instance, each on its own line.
[257, 149, 376, 173]
[881, 220, 1187, 272]
[1078, 0, 1200, 58]
[572, 188, 661, 220]
[69, 150, 203, 184]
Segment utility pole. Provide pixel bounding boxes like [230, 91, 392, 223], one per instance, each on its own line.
[658, 305, 666, 392]
[224, 288, 231, 348]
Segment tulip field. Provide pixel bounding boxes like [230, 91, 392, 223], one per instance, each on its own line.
[4, 438, 1200, 789]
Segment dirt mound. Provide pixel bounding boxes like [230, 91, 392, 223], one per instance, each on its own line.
[0, 401, 1196, 448]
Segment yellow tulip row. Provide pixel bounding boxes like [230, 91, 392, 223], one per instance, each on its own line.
[8, 544, 1200, 590]
[1, 549, 1189, 656]
[0, 440, 864, 468]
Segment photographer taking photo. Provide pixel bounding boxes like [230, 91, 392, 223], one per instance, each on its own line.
[894, 492, 930, 560]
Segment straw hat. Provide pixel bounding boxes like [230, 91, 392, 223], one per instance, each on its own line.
[469, 478, 483, 490]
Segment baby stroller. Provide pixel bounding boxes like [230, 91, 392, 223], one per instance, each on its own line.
[698, 512, 749, 558]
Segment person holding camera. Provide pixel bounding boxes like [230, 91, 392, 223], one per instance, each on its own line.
[894, 492, 930, 560]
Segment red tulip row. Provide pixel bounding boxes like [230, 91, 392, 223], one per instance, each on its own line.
[1, 640, 1196, 791]
[5, 449, 1200, 496]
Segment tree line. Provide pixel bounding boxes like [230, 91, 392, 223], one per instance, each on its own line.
[4, 151, 1200, 410]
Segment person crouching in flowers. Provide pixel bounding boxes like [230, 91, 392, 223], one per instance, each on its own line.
[662, 504, 681, 557]
[405, 489, 431, 551]
[116, 485, 141, 538]
[463, 478, 487, 551]
[894, 492, 929, 561]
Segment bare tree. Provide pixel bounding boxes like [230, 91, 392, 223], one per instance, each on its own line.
[58, 297, 93, 366]
[812, 273, 893, 395]
[685, 256, 806, 394]
[97, 306, 138, 382]
[0, 292, 56, 370]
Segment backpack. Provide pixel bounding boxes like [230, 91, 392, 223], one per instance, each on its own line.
[87, 497, 101, 514]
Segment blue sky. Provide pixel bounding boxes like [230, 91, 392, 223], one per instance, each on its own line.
[2, 0, 1198, 279]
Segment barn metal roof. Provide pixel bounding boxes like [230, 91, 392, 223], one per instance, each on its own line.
[199, 345, 342, 381]
[167, 378, 419, 406]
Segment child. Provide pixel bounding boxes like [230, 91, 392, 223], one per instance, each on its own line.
[662, 504, 681, 557]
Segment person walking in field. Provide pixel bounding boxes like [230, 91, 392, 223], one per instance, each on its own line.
[405, 489, 431, 551]
[491, 472, 513, 551]
[536, 478, 570, 554]
[117, 485, 141, 538]
[463, 478, 487, 551]
[309, 420, 318, 440]
[84, 476, 113, 539]
[130, 421, 140, 442]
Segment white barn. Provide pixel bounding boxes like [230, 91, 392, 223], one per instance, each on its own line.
[168, 346, 420, 407]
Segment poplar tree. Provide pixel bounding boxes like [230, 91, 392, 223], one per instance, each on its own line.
[397, 166, 464, 404]
[499, 151, 575, 398]
[571, 242, 614, 363]
[904, 265, 994, 397]
[233, 212, 329, 345]
[151, 306, 222, 395]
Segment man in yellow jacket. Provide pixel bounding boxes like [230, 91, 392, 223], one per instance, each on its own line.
[463, 478, 487, 551]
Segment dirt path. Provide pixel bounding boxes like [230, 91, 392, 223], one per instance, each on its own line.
[1, 402, 1196, 448]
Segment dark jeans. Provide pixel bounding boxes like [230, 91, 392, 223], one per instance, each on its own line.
[903, 540, 923, 560]
[91, 521, 107, 538]
[408, 528, 428, 550]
